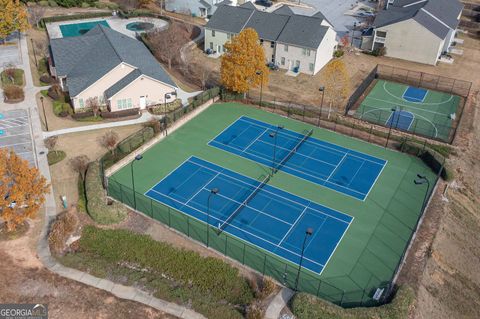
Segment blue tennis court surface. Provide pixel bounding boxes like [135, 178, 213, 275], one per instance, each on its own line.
[208, 116, 386, 200]
[386, 110, 414, 131]
[403, 86, 428, 102]
[145, 156, 353, 274]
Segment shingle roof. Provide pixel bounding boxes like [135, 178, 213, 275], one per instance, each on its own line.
[205, 5, 254, 33]
[50, 25, 176, 97]
[245, 11, 290, 41]
[206, 5, 331, 48]
[239, 1, 256, 9]
[276, 15, 329, 49]
[375, 0, 463, 39]
[272, 5, 294, 16]
[104, 69, 142, 99]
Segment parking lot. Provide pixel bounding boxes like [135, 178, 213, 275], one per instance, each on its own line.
[0, 109, 35, 166]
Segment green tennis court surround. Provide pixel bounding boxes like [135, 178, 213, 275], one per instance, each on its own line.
[355, 80, 461, 142]
[108, 103, 437, 307]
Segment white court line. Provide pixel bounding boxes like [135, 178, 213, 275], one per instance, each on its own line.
[278, 204, 310, 246]
[210, 139, 369, 200]
[147, 187, 327, 270]
[202, 187, 294, 226]
[326, 153, 347, 182]
[238, 117, 386, 165]
[365, 96, 451, 116]
[346, 161, 365, 188]
[304, 217, 327, 251]
[243, 127, 268, 153]
[185, 172, 221, 205]
[382, 81, 453, 106]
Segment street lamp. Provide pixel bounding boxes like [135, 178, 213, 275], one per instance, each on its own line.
[414, 174, 430, 212]
[269, 125, 284, 175]
[206, 187, 219, 247]
[40, 96, 48, 131]
[295, 227, 313, 291]
[164, 91, 177, 136]
[130, 154, 143, 210]
[318, 86, 325, 125]
[351, 22, 357, 47]
[256, 71, 264, 107]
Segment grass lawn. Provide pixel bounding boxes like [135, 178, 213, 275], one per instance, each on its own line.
[1, 69, 24, 87]
[109, 102, 436, 305]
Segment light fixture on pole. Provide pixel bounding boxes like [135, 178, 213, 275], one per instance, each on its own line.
[295, 227, 313, 291]
[318, 86, 325, 125]
[256, 70, 264, 107]
[206, 187, 219, 247]
[414, 174, 430, 212]
[164, 91, 177, 136]
[269, 125, 284, 175]
[130, 154, 143, 210]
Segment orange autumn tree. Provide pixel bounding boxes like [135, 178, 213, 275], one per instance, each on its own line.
[0, 149, 49, 232]
[221, 28, 269, 94]
[322, 58, 350, 118]
[0, 0, 29, 43]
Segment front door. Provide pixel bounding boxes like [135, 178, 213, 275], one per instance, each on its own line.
[139, 96, 146, 109]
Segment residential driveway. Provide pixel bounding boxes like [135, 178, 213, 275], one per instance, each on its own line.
[0, 109, 35, 166]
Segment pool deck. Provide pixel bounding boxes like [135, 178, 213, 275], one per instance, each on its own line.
[46, 16, 168, 39]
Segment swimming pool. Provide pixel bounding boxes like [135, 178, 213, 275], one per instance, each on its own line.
[59, 20, 110, 37]
[126, 22, 154, 32]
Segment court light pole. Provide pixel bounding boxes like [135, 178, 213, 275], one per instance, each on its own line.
[206, 188, 219, 247]
[269, 125, 284, 175]
[130, 154, 143, 210]
[414, 174, 430, 212]
[40, 96, 48, 131]
[164, 91, 177, 136]
[295, 227, 313, 291]
[256, 71, 264, 107]
[385, 107, 397, 148]
[318, 86, 325, 125]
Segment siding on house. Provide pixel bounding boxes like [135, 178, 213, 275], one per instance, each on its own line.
[313, 27, 337, 74]
[378, 19, 444, 65]
[275, 43, 317, 75]
[108, 76, 176, 112]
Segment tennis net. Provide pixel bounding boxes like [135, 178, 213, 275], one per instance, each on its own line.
[218, 174, 270, 232]
[274, 129, 313, 174]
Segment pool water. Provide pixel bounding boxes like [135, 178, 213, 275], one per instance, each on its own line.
[126, 22, 154, 32]
[60, 20, 110, 37]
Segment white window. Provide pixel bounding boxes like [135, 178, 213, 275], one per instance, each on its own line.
[227, 33, 231, 40]
[284, 44, 288, 52]
[270, 41, 274, 48]
[281, 57, 285, 65]
[209, 42, 213, 50]
[212, 30, 215, 37]
[306, 49, 311, 56]
[117, 99, 122, 109]
[99, 96, 104, 105]
[127, 98, 132, 108]
[309, 63, 314, 72]
[79, 98, 84, 108]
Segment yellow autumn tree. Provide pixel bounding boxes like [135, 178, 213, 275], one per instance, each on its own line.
[0, 0, 29, 42]
[221, 28, 269, 94]
[322, 59, 350, 117]
[0, 149, 49, 232]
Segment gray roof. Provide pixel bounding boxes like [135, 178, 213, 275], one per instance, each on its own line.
[104, 69, 142, 99]
[206, 5, 331, 48]
[272, 5, 294, 16]
[375, 0, 463, 39]
[205, 5, 254, 33]
[239, 1, 256, 9]
[245, 11, 290, 41]
[50, 25, 176, 97]
[276, 15, 329, 49]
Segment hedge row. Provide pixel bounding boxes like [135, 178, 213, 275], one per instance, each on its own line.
[101, 108, 139, 118]
[78, 226, 254, 305]
[291, 286, 415, 319]
[85, 161, 128, 224]
[117, 9, 170, 22]
[40, 12, 112, 27]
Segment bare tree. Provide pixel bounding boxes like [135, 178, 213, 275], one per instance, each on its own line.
[69, 155, 90, 181]
[195, 62, 213, 90]
[28, 5, 47, 29]
[34, 40, 48, 60]
[98, 130, 119, 155]
[44, 136, 58, 155]
[3, 63, 16, 84]
[86, 97, 101, 118]
[147, 22, 192, 69]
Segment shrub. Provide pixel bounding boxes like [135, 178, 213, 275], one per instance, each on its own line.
[47, 150, 66, 165]
[81, 2, 90, 7]
[106, 2, 119, 9]
[39, 74, 53, 84]
[117, 126, 154, 154]
[48, 209, 79, 255]
[85, 161, 128, 224]
[53, 101, 71, 117]
[94, 1, 107, 8]
[334, 49, 344, 58]
[144, 119, 162, 134]
[3, 85, 24, 101]
[246, 300, 263, 319]
[48, 84, 64, 101]
[48, 0, 58, 6]
[38, 57, 48, 74]
[38, 0, 49, 6]
[77, 226, 254, 304]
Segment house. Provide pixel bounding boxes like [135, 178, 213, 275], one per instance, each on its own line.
[204, 4, 338, 75]
[363, 0, 463, 65]
[165, 0, 252, 18]
[49, 25, 178, 113]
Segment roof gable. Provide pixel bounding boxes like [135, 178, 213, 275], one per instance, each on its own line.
[276, 15, 329, 49]
[244, 11, 290, 41]
[205, 5, 254, 33]
[272, 5, 294, 16]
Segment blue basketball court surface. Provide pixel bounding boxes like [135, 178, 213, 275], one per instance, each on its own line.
[402, 86, 428, 102]
[208, 116, 386, 200]
[145, 156, 353, 274]
[386, 110, 415, 131]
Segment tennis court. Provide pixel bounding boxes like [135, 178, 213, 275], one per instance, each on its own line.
[355, 79, 461, 141]
[209, 116, 386, 200]
[145, 156, 352, 274]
